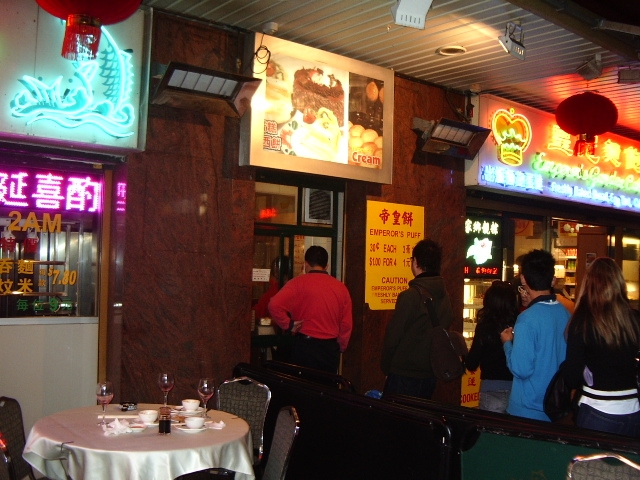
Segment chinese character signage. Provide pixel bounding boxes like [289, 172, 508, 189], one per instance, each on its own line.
[365, 201, 424, 310]
[241, 35, 394, 184]
[0, 165, 102, 213]
[0, 163, 102, 317]
[0, 0, 148, 154]
[467, 94, 640, 214]
[464, 215, 502, 279]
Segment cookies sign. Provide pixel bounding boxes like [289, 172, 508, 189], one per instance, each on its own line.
[241, 34, 394, 184]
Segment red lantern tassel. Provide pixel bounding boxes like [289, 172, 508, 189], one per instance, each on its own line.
[61, 14, 102, 61]
[573, 134, 596, 157]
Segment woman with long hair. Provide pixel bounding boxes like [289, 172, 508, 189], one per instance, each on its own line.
[465, 280, 519, 413]
[560, 257, 640, 437]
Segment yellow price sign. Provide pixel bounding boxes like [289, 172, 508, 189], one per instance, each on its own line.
[365, 201, 424, 310]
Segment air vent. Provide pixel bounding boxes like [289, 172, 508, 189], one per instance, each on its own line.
[304, 189, 333, 224]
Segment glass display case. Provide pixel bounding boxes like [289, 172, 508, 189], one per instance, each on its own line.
[463, 279, 493, 347]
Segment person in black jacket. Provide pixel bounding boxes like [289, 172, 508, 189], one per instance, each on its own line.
[381, 239, 455, 400]
[465, 280, 519, 413]
[560, 257, 640, 437]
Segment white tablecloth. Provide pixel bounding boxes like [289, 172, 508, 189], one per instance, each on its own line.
[23, 404, 255, 480]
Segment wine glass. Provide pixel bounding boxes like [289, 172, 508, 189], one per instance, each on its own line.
[157, 373, 175, 406]
[197, 378, 215, 417]
[96, 381, 114, 426]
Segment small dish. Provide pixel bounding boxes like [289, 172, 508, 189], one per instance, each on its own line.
[130, 425, 146, 432]
[205, 421, 226, 430]
[172, 407, 204, 416]
[176, 426, 206, 433]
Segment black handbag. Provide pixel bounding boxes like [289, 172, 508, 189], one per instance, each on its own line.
[413, 285, 468, 382]
[544, 369, 574, 422]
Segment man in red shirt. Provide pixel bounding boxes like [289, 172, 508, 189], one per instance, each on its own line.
[268, 246, 353, 373]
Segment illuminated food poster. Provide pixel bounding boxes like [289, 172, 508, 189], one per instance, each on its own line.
[241, 35, 394, 184]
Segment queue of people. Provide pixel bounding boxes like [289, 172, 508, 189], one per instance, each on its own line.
[261, 238, 640, 439]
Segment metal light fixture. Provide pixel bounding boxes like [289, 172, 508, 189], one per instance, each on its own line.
[390, 0, 433, 30]
[151, 62, 262, 117]
[618, 68, 640, 84]
[412, 117, 491, 160]
[498, 22, 526, 61]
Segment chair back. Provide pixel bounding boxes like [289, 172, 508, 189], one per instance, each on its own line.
[0, 398, 35, 480]
[567, 452, 640, 479]
[216, 377, 271, 464]
[0, 431, 17, 480]
[261, 406, 300, 480]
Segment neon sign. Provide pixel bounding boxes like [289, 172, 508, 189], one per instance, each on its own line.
[0, 166, 102, 213]
[491, 108, 532, 166]
[473, 95, 640, 213]
[10, 28, 135, 139]
[464, 215, 502, 279]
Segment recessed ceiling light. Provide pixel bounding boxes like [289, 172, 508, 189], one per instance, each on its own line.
[436, 45, 467, 56]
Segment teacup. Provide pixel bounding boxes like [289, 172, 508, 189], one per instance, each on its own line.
[138, 409, 158, 424]
[185, 416, 205, 429]
[182, 399, 200, 411]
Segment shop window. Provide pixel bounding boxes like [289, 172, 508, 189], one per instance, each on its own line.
[0, 163, 101, 318]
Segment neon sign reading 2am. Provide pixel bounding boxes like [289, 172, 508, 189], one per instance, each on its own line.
[10, 28, 135, 138]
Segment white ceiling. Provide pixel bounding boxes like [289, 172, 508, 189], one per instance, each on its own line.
[141, 0, 640, 141]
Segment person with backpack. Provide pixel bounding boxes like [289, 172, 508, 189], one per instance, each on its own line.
[381, 239, 455, 400]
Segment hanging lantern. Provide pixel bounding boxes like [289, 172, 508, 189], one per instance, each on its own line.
[34, 0, 142, 61]
[555, 91, 618, 156]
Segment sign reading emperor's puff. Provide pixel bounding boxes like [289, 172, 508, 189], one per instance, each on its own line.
[365, 200, 425, 310]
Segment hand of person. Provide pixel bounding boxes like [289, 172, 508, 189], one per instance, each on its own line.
[500, 326, 514, 344]
[291, 321, 303, 334]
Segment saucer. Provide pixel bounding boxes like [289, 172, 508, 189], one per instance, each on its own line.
[130, 425, 146, 433]
[176, 426, 206, 433]
[172, 407, 204, 416]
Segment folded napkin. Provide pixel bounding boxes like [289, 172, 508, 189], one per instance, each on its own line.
[102, 418, 133, 436]
[207, 420, 226, 430]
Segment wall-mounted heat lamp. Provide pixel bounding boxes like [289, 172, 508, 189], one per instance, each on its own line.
[151, 62, 261, 117]
[413, 117, 491, 160]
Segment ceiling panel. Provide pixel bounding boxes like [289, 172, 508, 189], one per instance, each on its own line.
[142, 0, 640, 141]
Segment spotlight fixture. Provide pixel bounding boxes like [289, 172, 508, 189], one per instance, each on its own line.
[576, 54, 602, 81]
[498, 22, 525, 61]
[412, 117, 491, 160]
[390, 0, 433, 30]
[151, 62, 261, 117]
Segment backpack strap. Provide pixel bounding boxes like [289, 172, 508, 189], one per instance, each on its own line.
[412, 284, 439, 328]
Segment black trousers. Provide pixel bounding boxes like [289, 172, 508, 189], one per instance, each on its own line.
[291, 335, 340, 373]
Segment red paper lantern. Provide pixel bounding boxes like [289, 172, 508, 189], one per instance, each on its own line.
[555, 91, 618, 156]
[35, 0, 142, 61]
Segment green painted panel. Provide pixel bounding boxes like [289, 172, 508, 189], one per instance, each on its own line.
[462, 432, 640, 480]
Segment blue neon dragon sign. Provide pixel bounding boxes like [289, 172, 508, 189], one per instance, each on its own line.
[10, 28, 135, 138]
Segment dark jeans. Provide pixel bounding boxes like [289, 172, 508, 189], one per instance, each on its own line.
[292, 335, 340, 373]
[382, 373, 436, 400]
[577, 404, 640, 438]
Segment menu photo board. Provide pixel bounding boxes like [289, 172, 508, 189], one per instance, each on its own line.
[365, 201, 424, 310]
[240, 34, 394, 184]
[464, 215, 502, 279]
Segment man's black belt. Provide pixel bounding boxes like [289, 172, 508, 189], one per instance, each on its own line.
[298, 335, 338, 342]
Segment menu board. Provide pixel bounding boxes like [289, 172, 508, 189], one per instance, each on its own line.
[241, 35, 394, 184]
[365, 201, 424, 310]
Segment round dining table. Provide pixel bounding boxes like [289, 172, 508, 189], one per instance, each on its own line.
[22, 403, 255, 480]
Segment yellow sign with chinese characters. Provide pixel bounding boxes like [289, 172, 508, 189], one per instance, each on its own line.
[461, 368, 480, 408]
[365, 201, 424, 310]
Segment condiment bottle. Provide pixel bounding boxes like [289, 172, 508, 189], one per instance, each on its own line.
[158, 406, 171, 435]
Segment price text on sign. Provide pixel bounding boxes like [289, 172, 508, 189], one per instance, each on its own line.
[365, 200, 425, 310]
